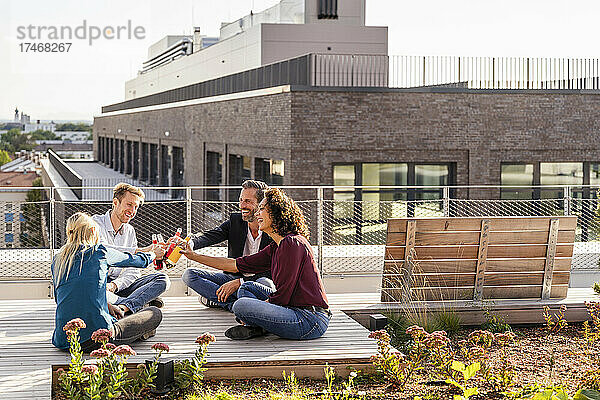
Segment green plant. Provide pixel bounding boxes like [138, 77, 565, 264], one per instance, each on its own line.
[369, 327, 427, 389]
[175, 333, 216, 391]
[593, 282, 600, 295]
[515, 385, 600, 399]
[435, 308, 462, 334]
[481, 309, 512, 333]
[445, 360, 480, 400]
[543, 305, 568, 334]
[583, 302, 600, 344]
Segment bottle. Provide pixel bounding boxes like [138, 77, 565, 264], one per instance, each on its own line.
[152, 234, 163, 270]
[165, 236, 191, 268]
[163, 228, 182, 260]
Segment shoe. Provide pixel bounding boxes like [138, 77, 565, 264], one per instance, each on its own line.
[140, 329, 156, 340]
[148, 297, 164, 308]
[199, 296, 220, 308]
[224, 325, 267, 340]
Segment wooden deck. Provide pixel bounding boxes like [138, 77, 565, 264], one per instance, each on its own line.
[0, 296, 377, 400]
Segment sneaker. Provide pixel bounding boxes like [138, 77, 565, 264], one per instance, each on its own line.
[199, 296, 220, 308]
[140, 329, 156, 340]
[148, 297, 164, 308]
[224, 325, 267, 340]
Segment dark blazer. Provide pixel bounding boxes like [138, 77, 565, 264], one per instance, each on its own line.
[191, 213, 273, 281]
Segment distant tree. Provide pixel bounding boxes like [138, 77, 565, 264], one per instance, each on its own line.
[21, 178, 48, 248]
[0, 129, 34, 153]
[0, 150, 11, 166]
[86, 132, 93, 140]
[29, 130, 58, 140]
[55, 122, 92, 132]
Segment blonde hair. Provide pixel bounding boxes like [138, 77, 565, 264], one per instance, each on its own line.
[53, 212, 100, 285]
[113, 183, 145, 205]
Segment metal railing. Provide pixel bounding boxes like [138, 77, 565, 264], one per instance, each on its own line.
[390, 55, 600, 90]
[1, 185, 599, 282]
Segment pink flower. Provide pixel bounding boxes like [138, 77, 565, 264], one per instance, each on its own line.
[91, 328, 113, 343]
[90, 349, 111, 358]
[494, 332, 516, 346]
[81, 365, 98, 374]
[406, 325, 427, 339]
[63, 318, 86, 334]
[195, 333, 216, 345]
[113, 345, 136, 357]
[151, 343, 170, 352]
[105, 343, 116, 350]
[368, 330, 391, 343]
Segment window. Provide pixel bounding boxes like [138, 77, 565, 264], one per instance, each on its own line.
[206, 151, 223, 201]
[332, 162, 455, 244]
[5, 203, 12, 212]
[5, 233, 13, 243]
[501, 164, 534, 199]
[255, 158, 284, 185]
[150, 143, 158, 185]
[540, 162, 583, 199]
[228, 155, 251, 201]
[4, 213, 13, 223]
[172, 146, 184, 199]
[5, 223, 11, 232]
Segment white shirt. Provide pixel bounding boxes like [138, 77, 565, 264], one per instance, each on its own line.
[239, 227, 263, 280]
[243, 226, 263, 256]
[92, 210, 140, 291]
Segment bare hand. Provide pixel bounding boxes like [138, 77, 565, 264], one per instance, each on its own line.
[216, 279, 241, 302]
[107, 282, 117, 293]
[108, 303, 124, 319]
[178, 240, 194, 257]
[151, 244, 165, 259]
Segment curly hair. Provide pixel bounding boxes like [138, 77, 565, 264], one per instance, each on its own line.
[263, 188, 309, 239]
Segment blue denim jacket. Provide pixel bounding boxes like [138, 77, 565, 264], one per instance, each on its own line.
[51, 244, 153, 349]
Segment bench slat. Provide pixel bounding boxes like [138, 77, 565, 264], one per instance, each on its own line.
[391, 271, 571, 287]
[385, 244, 574, 260]
[387, 216, 577, 233]
[386, 230, 576, 246]
[383, 257, 572, 273]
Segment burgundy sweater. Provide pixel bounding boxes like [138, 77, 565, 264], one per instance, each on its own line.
[236, 234, 329, 309]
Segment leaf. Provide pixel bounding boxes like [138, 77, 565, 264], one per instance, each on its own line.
[464, 387, 479, 398]
[463, 362, 480, 381]
[451, 360, 466, 373]
[453, 396, 463, 400]
[574, 389, 600, 400]
[532, 390, 553, 400]
[445, 378, 465, 392]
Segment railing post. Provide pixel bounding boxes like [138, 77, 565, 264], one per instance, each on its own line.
[443, 186, 450, 217]
[563, 186, 571, 216]
[317, 187, 324, 277]
[185, 186, 192, 296]
[49, 187, 56, 299]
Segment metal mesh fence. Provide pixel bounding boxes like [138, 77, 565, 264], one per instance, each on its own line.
[0, 186, 599, 282]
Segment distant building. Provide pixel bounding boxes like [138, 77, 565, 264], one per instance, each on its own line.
[24, 120, 55, 133]
[54, 131, 91, 141]
[34, 140, 93, 159]
[0, 171, 40, 248]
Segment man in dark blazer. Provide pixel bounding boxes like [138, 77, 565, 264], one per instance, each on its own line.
[181, 180, 274, 312]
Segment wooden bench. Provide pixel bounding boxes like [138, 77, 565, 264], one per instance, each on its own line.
[381, 216, 578, 302]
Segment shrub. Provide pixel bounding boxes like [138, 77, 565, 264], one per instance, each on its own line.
[481, 309, 512, 333]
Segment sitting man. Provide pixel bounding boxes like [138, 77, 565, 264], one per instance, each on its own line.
[181, 180, 274, 311]
[93, 183, 170, 317]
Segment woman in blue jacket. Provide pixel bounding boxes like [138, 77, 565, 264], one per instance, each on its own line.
[52, 212, 163, 352]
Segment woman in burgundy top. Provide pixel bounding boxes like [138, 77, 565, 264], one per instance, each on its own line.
[180, 188, 331, 340]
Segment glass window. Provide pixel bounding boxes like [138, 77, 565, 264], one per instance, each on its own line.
[501, 164, 534, 199]
[540, 162, 583, 198]
[5, 233, 13, 243]
[228, 155, 251, 201]
[362, 163, 407, 220]
[590, 163, 600, 186]
[255, 158, 284, 185]
[415, 164, 449, 201]
[206, 151, 223, 201]
[333, 165, 355, 219]
[5, 223, 11, 232]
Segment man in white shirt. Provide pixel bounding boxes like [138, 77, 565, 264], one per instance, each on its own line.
[93, 183, 169, 316]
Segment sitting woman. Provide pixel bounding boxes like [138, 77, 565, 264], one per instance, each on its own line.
[180, 188, 331, 340]
[52, 212, 164, 352]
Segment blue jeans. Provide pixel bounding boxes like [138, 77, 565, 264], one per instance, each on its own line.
[182, 268, 274, 312]
[110, 273, 170, 313]
[232, 298, 331, 340]
[238, 280, 275, 300]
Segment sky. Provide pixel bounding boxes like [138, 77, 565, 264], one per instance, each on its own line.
[1, 0, 599, 121]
